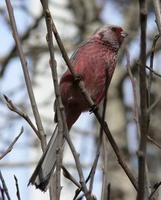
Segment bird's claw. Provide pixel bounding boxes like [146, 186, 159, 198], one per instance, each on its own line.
[74, 73, 83, 83]
[89, 104, 97, 113]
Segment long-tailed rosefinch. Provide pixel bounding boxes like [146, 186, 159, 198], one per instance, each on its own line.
[29, 25, 127, 191]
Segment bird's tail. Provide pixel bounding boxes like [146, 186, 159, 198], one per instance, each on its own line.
[28, 125, 64, 191]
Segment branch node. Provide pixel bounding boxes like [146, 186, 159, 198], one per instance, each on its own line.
[137, 150, 144, 158]
[45, 9, 51, 18]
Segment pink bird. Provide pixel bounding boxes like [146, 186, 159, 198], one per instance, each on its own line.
[29, 25, 127, 191]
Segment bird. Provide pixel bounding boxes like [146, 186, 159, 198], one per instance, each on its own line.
[28, 25, 128, 191]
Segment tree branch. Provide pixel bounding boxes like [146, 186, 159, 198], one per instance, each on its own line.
[40, 2, 90, 199]
[5, 0, 46, 150]
[137, 0, 148, 199]
[14, 175, 21, 200]
[153, 0, 161, 34]
[0, 171, 11, 200]
[0, 127, 23, 160]
[2, 95, 40, 139]
[0, 11, 44, 77]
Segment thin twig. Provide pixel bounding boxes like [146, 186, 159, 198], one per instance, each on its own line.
[147, 34, 160, 124]
[14, 175, 21, 200]
[5, 0, 46, 151]
[98, 70, 109, 200]
[146, 34, 160, 134]
[2, 95, 40, 139]
[147, 96, 161, 114]
[147, 135, 161, 150]
[101, 134, 108, 200]
[153, 0, 161, 34]
[0, 171, 11, 200]
[62, 166, 81, 188]
[0, 184, 5, 200]
[40, 2, 90, 199]
[126, 49, 152, 195]
[137, 0, 148, 199]
[149, 181, 161, 200]
[55, 105, 63, 199]
[89, 85, 108, 195]
[73, 155, 99, 200]
[0, 11, 44, 77]
[40, 1, 64, 199]
[73, 132, 102, 199]
[146, 65, 161, 78]
[51, 15, 138, 191]
[125, 49, 140, 135]
[88, 141, 101, 194]
[0, 127, 23, 160]
[107, 183, 111, 200]
[45, 6, 63, 199]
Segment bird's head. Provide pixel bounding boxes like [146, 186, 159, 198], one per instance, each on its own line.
[93, 25, 128, 50]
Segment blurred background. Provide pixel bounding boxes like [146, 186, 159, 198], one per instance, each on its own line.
[0, 0, 161, 199]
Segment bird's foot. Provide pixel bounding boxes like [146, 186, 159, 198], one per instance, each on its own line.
[89, 104, 98, 113]
[74, 73, 83, 83]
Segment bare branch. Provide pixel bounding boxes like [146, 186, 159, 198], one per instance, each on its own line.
[44, 7, 63, 199]
[147, 135, 161, 150]
[147, 34, 160, 124]
[0, 184, 5, 200]
[125, 49, 140, 134]
[14, 175, 21, 200]
[146, 65, 161, 78]
[2, 95, 40, 139]
[137, 0, 148, 199]
[40, 2, 90, 198]
[107, 183, 111, 200]
[97, 70, 109, 200]
[62, 166, 81, 188]
[5, 0, 46, 150]
[0, 171, 11, 200]
[153, 0, 161, 34]
[0, 127, 23, 160]
[0, 12, 44, 77]
[149, 181, 161, 200]
[147, 96, 161, 114]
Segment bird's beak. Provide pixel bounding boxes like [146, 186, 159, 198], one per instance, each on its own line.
[121, 31, 128, 38]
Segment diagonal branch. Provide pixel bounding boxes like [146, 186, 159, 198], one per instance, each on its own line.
[147, 95, 161, 114]
[147, 135, 161, 150]
[5, 0, 46, 150]
[0, 11, 43, 77]
[62, 166, 81, 188]
[149, 181, 161, 200]
[0, 171, 11, 200]
[40, 4, 90, 198]
[0, 127, 23, 160]
[153, 0, 161, 34]
[146, 65, 161, 78]
[2, 95, 40, 139]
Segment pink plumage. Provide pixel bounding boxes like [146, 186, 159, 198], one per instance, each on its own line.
[60, 25, 127, 129]
[29, 25, 127, 191]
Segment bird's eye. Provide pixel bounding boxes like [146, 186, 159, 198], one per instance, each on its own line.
[111, 27, 117, 32]
[111, 27, 123, 33]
